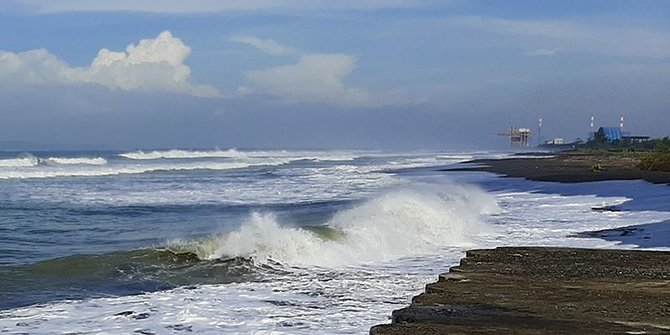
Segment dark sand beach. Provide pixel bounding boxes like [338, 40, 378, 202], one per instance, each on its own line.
[446, 150, 670, 184]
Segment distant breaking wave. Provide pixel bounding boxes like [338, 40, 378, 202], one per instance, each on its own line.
[42, 157, 108, 166]
[0, 160, 285, 180]
[0, 155, 107, 168]
[119, 149, 241, 160]
[119, 149, 356, 162]
[0, 156, 39, 167]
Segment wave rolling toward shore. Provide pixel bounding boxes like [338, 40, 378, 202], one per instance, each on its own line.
[2, 149, 670, 334]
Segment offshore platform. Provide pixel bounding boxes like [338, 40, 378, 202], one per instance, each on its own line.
[497, 127, 533, 147]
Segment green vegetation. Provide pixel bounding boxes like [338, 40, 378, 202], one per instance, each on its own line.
[581, 136, 670, 172]
[584, 136, 670, 152]
[638, 151, 670, 172]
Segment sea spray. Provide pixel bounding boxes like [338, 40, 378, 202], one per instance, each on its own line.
[119, 149, 243, 160]
[42, 157, 107, 165]
[119, 149, 356, 161]
[204, 184, 500, 266]
[0, 161, 266, 180]
[0, 155, 39, 167]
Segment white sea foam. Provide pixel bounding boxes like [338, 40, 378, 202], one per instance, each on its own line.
[42, 157, 108, 165]
[2, 174, 670, 334]
[195, 184, 498, 267]
[0, 156, 38, 167]
[119, 149, 357, 162]
[0, 160, 283, 180]
[120, 149, 241, 160]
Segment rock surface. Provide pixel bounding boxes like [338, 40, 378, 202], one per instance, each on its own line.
[370, 247, 670, 334]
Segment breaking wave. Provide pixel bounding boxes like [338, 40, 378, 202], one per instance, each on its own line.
[174, 184, 499, 267]
[0, 155, 107, 168]
[119, 149, 356, 162]
[42, 157, 108, 166]
[119, 149, 241, 160]
[0, 161, 278, 180]
[0, 156, 39, 167]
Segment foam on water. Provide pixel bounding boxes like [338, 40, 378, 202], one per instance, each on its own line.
[4, 179, 670, 334]
[0, 160, 285, 180]
[3, 150, 670, 334]
[0, 156, 38, 167]
[0, 155, 107, 168]
[120, 149, 242, 160]
[42, 157, 107, 165]
[174, 184, 499, 267]
[119, 149, 357, 162]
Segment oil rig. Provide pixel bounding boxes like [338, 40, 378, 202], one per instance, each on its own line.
[497, 127, 533, 147]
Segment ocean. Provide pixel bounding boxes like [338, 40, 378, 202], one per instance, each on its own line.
[1, 149, 669, 334]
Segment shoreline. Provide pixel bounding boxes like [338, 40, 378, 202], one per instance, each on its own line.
[370, 247, 670, 334]
[368, 152, 670, 333]
[446, 150, 670, 184]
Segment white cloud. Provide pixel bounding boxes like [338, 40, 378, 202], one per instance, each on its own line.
[231, 35, 374, 106]
[13, 0, 444, 14]
[244, 53, 370, 106]
[0, 31, 219, 97]
[451, 16, 670, 58]
[230, 36, 295, 56]
[527, 48, 559, 57]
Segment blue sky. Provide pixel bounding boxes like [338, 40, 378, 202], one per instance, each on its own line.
[1, 0, 669, 149]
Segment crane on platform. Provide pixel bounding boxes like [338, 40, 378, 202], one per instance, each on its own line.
[497, 127, 533, 147]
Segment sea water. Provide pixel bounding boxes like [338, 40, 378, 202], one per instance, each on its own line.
[0, 149, 669, 334]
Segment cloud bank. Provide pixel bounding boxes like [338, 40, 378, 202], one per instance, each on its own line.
[0, 31, 219, 97]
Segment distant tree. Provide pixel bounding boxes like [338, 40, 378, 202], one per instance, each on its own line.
[655, 137, 670, 152]
[593, 129, 607, 143]
[586, 129, 608, 148]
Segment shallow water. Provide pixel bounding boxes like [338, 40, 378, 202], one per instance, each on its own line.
[1, 149, 669, 334]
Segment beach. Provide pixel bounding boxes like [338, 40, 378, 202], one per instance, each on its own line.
[372, 151, 670, 334]
[2, 149, 670, 334]
[447, 150, 670, 184]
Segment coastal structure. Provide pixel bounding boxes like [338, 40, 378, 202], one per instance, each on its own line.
[597, 127, 623, 142]
[588, 114, 650, 143]
[595, 127, 650, 143]
[497, 127, 532, 147]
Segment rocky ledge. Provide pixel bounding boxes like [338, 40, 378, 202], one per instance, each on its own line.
[371, 247, 670, 334]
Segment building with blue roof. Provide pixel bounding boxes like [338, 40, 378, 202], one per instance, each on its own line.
[597, 127, 622, 141]
[593, 127, 650, 143]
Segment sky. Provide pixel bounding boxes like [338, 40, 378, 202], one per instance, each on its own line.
[0, 0, 669, 150]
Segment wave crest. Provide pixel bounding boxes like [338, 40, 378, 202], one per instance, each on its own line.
[119, 149, 241, 160]
[119, 149, 356, 162]
[42, 157, 108, 166]
[0, 156, 39, 167]
[191, 184, 499, 267]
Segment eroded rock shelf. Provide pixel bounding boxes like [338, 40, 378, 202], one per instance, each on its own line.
[371, 247, 670, 334]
